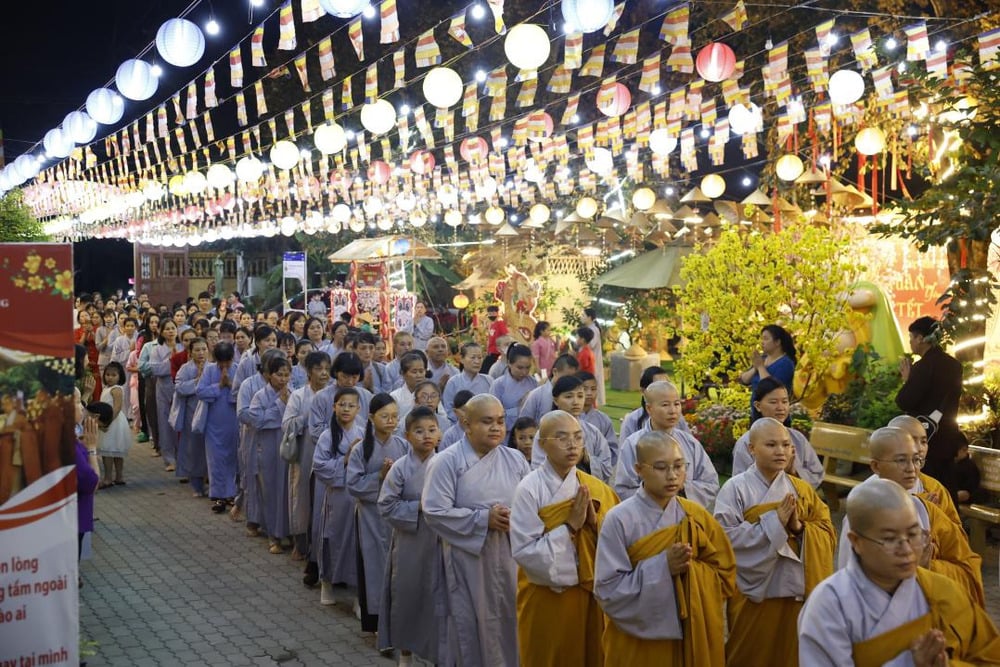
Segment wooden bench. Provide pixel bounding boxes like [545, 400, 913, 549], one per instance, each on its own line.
[809, 421, 873, 511]
[959, 445, 1000, 554]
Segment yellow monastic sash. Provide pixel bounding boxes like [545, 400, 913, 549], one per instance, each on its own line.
[517, 471, 618, 667]
[917, 472, 961, 525]
[917, 496, 985, 606]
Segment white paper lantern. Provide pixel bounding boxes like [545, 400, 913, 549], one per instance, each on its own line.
[181, 171, 207, 194]
[529, 203, 551, 224]
[410, 212, 428, 228]
[348, 217, 366, 233]
[475, 177, 498, 199]
[116, 59, 157, 101]
[504, 24, 550, 71]
[775, 154, 805, 182]
[576, 196, 598, 218]
[561, 0, 615, 33]
[206, 164, 235, 189]
[728, 102, 761, 136]
[0, 170, 12, 190]
[376, 217, 394, 231]
[156, 18, 205, 68]
[13, 154, 40, 182]
[63, 111, 97, 144]
[43, 128, 74, 158]
[364, 196, 385, 215]
[235, 156, 265, 182]
[648, 128, 678, 156]
[855, 127, 886, 155]
[360, 100, 396, 135]
[632, 187, 656, 211]
[444, 209, 463, 227]
[437, 184, 459, 207]
[314, 123, 347, 154]
[86, 89, 125, 125]
[318, 0, 370, 18]
[586, 147, 613, 175]
[396, 192, 417, 212]
[331, 203, 353, 223]
[270, 141, 300, 170]
[280, 216, 299, 237]
[143, 181, 166, 200]
[423, 67, 463, 109]
[829, 69, 865, 106]
[701, 174, 726, 199]
[485, 206, 505, 225]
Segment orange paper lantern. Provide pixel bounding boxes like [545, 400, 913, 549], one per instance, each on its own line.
[696, 42, 736, 82]
[598, 83, 631, 118]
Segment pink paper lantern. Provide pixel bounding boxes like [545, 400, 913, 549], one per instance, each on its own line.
[598, 83, 632, 118]
[526, 110, 554, 142]
[696, 42, 737, 82]
[410, 150, 435, 175]
[460, 136, 489, 163]
[368, 160, 392, 184]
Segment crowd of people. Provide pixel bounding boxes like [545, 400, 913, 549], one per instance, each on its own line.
[65, 291, 1000, 666]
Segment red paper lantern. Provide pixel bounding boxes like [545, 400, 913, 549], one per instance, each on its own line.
[696, 42, 736, 82]
[409, 150, 435, 175]
[460, 136, 489, 163]
[368, 160, 391, 184]
[598, 83, 631, 118]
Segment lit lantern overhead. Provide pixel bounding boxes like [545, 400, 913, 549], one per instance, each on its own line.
[444, 209, 463, 227]
[331, 203, 353, 223]
[504, 24, 550, 70]
[828, 69, 865, 105]
[184, 171, 208, 194]
[423, 67, 463, 109]
[409, 150, 435, 174]
[168, 174, 187, 196]
[43, 128, 74, 158]
[561, 0, 615, 33]
[270, 141, 300, 170]
[775, 154, 805, 181]
[156, 18, 205, 68]
[459, 136, 489, 163]
[206, 164, 235, 189]
[632, 187, 656, 211]
[529, 203, 551, 224]
[280, 217, 299, 237]
[63, 111, 97, 144]
[597, 83, 631, 118]
[367, 160, 391, 184]
[648, 129, 678, 156]
[360, 99, 396, 135]
[854, 127, 886, 155]
[700, 174, 726, 199]
[235, 155, 265, 182]
[484, 206, 505, 225]
[695, 42, 737, 82]
[314, 123, 347, 154]
[86, 88, 125, 125]
[115, 59, 158, 101]
[318, 0, 371, 18]
[586, 147, 613, 175]
[576, 196, 599, 218]
[728, 102, 761, 136]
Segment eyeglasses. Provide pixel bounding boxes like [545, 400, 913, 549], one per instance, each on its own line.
[639, 461, 689, 475]
[415, 392, 440, 401]
[854, 529, 929, 554]
[542, 432, 585, 449]
[876, 456, 925, 470]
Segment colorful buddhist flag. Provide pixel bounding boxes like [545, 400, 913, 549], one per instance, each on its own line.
[294, 54, 310, 91]
[487, 0, 505, 34]
[659, 4, 689, 43]
[254, 80, 267, 116]
[157, 105, 168, 137]
[414, 28, 441, 67]
[485, 67, 507, 96]
[301, 0, 323, 22]
[979, 28, 1000, 69]
[603, 3, 626, 36]
[561, 93, 580, 125]
[872, 65, 894, 100]
[184, 82, 198, 119]
[448, 13, 472, 47]
[547, 66, 572, 94]
[381, 0, 400, 44]
[769, 40, 788, 74]
[805, 47, 829, 92]
[611, 28, 640, 64]
[230, 46, 243, 87]
[252, 26, 266, 66]
[462, 83, 479, 130]
[638, 54, 661, 93]
[393, 49, 406, 88]
[203, 111, 215, 142]
[236, 92, 248, 126]
[278, 2, 296, 50]
[365, 63, 378, 103]
[926, 49, 948, 79]
[349, 18, 364, 60]
[580, 44, 606, 78]
[665, 40, 693, 73]
[815, 19, 835, 57]
[341, 75, 354, 109]
[721, 0, 748, 31]
[318, 37, 336, 81]
[851, 28, 877, 71]
[489, 88, 507, 121]
[564, 32, 583, 69]
[905, 22, 929, 61]
[322, 89, 335, 122]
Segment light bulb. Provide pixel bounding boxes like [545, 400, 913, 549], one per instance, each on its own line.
[363, 4, 376, 18]
[151, 64, 163, 77]
[471, 4, 486, 20]
[205, 19, 220, 35]
[475, 70, 487, 83]
[885, 36, 898, 50]
[742, 176, 752, 187]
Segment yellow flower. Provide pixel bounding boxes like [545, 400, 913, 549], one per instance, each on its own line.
[23, 254, 41, 274]
[27, 275, 44, 291]
[44, 258, 56, 270]
[13, 277, 25, 287]
[54, 270, 74, 296]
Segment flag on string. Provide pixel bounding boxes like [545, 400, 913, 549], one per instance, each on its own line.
[175, 127, 188, 155]
[904, 22, 929, 61]
[252, 26, 266, 66]
[144, 111, 155, 142]
[487, 0, 505, 34]
[285, 109, 296, 138]
[638, 54, 660, 93]
[448, 13, 472, 47]
[813, 102, 832, 132]
[851, 28, 877, 71]
[665, 40, 693, 73]
[489, 88, 507, 121]
[185, 82, 198, 119]
[302, 100, 312, 131]
[769, 40, 788, 74]
[547, 65, 572, 93]
[659, 4, 689, 43]
[979, 28, 1000, 70]
[721, 0, 748, 31]
[189, 122, 201, 149]
[157, 105, 168, 137]
[685, 81, 703, 120]
[172, 92, 184, 124]
[667, 88, 685, 120]
[393, 49, 405, 88]
[515, 67, 537, 82]
[889, 90, 910, 117]
[365, 63, 378, 103]
[603, 3, 626, 36]
[397, 115, 410, 151]
[203, 111, 215, 142]
[301, 0, 322, 22]
[561, 93, 580, 125]
[322, 89, 335, 121]
[516, 79, 537, 107]
[926, 48, 948, 79]
[564, 32, 583, 69]
[318, 37, 336, 80]
[341, 75, 354, 109]
[741, 131, 758, 159]
[463, 83, 479, 130]
[596, 77, 616, 111]
[381, 0, 400, 44]
[612, 28, 640, 64]
[230, 46, 243, 87]
[872, 65, 894, 100]
[278, 2, 296, 50]
[815, 19, 835, 57]
[700, 97, 717, 126]
[485, 67, 507, 96]
[414, 28, 441, 67]
[635, 101, 651, 137]
[254, 80, 268, 116]
[804, 47, 828, 92]
[580, 44, 606, 77]
[294, 54, 310, 91]
[349, 18, 364, 59]
[204, 68, 218, 107]
[414, 106, 435, 147]
[442, 110, 455, 142]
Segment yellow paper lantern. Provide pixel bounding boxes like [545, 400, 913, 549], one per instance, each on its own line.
[504, 24, 550, 71]
[576, 196, 598, 218]
[700, 174, 726, 199]
[775, 154, 805, 182]
[529, 203, 551, 223]
[168, 174, 187, 196]
[631, 187, 656, 211]
[423, 67, 463, 109]
[453, 294, 470, 309]
[485, 206, 505, 225]
[854, 127, 886, 156]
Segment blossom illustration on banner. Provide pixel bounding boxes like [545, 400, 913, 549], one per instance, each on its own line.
[3, 251, 74, 299]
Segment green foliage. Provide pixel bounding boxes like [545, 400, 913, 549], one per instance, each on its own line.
[0, 189, 48, 242]
[676, 224, 859, 398]
[819, 346, 903, 429]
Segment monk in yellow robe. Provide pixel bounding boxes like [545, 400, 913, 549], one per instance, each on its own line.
[836, 427, 984, 606]
[800, 477, 1000, 666]
[510, 410, 620, 667]
[888, 415, 961, 525]
[594, 431, 736, 666]
[714, 418, 836, 666]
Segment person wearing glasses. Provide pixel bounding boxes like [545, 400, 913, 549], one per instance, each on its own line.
[594, 431, 736, 664]
[835, 427, 984, 606]
[799, 478, 1000, 666]
[509, 410, 620, 666]
[887, 415, 962, 525]
[714, 418, 836, 666]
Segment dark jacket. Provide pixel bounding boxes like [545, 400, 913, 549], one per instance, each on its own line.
[896, 345, 964, 459]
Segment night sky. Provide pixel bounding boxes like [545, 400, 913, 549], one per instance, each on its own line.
[0, 0, 275, 295]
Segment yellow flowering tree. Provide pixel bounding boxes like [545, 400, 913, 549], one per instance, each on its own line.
[0, 189, 47, 242]
[676, 223, 860, 400]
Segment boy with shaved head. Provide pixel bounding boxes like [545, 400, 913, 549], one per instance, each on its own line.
[887, 414, 961, 525]
[594, 431, 736, 665]
[799, 478, 1000, 666]
[614, 381, 719, 508]
[421, 394, 530, 667]
[836, 427, 984, 606]
[510, 410, 620, 666]
[714, 418, 836, 666]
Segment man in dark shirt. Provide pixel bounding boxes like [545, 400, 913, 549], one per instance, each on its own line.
[896, 316, 964, 485]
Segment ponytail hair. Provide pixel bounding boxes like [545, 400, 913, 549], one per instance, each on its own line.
[637, 365, 668, 430]
[330, 387, 361, 455]
[363, 393, 397, 463]
[506, 343, 533, 366]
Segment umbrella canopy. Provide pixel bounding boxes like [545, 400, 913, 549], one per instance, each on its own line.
[594, 246, 693, 289]
[327, 236, 442, 263]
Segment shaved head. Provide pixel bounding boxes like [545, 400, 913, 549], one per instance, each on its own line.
[465, 393, 503, 418]
[868, 427, 911, 460]
[847, 478, 916, 534]
[644, 380, 678, 401]
[539, 410, 576, 439]
[748, 417, 788, 445]
[887, 415, 923, 433]
[635, 430, 682, 463]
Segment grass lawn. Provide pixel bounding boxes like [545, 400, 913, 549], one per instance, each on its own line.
[603, 386, 642, 424]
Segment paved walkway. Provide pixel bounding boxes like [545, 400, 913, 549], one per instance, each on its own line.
[81, 440, 1000, 666]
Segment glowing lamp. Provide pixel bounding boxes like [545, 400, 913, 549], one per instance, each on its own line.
[86, 88, 124, 125]
[207, 164, 235, 189]
[504, 24, 550, 71]
[561, 0, 615, 33]
[829, 69, 865, 105]
[168, 174, 187, 196]
[360, 100, 396, 135]
[696, 42, 737, 82]
[314, 123, 347, 154]
[576, 196, 598, 218]
[444, 209, 463, 227]
[728, 102, 761, 136]
[632, 187, 656, 211]
[115, 59, 157, 101]
[586, 147, 614, 176]
[484, 206, 505, 225]
[331, 203, 352, 223]
[854, 127, 886, 155]
[184, 171, 208, 194]
[43, 128, 74, 158]
[270, 141, 300, 170]
[63, 111, 97, 144]
[280, 216, 298, 237]
[597, 83, 631, 118]
[423, 67, 463, 108]
[530, 203, 551, 224]
[409, 150, 435, 174]
[156, 18, 205, 68]
[700, 174, 726, 199]
[235, 156, 264, 182]
[648, 129, 677, 156]
[453, 294, 470, 309]
[775, 154, 805, 182]
[318, 0, 370, 18]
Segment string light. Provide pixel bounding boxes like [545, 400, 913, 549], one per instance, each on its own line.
[151, 64, 163, 78]
[470, 4, 486, 20]
[885, 36, 898, 50]
[363, 4, 376, 19]
[205, 19, 220, 35]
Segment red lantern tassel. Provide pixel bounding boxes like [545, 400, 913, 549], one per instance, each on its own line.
[858, 153, 865, 192]
[960, 238, 968, 269]
[871, 156, 878, 216]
